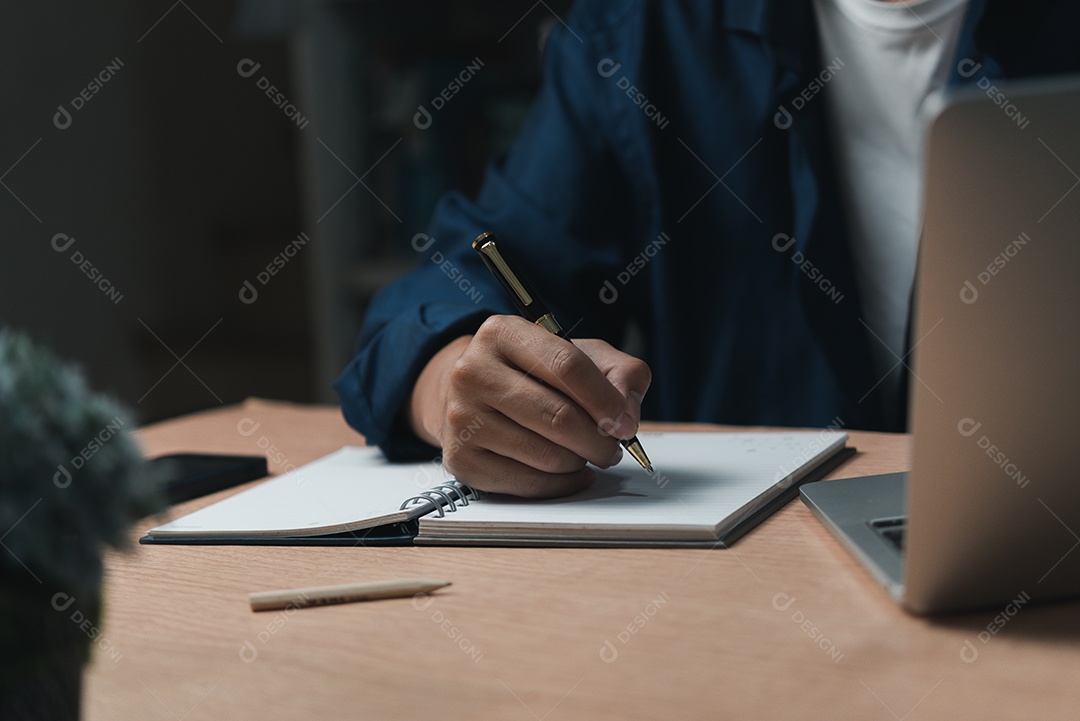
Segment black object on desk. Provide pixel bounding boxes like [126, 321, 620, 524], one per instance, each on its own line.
[149, 453, 268, 504]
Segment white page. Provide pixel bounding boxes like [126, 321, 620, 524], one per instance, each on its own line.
[420, 432, 848, 541]
[147, 432, 846, 541]
[147, 447, 452, 538]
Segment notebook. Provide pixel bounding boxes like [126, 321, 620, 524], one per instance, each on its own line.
[140, 431, 852, 548]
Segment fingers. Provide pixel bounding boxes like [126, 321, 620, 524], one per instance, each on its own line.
[574, 338, 652, 432]
[430, 314, 651, 498]
[450, 358, 622, 469]
[441, 408, 598, 498]
[444, 446, 596, 499]
[476, 316, 643, 439]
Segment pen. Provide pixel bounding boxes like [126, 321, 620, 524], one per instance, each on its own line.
[249, 578, 452, 612]
[472, 231, 654, 473]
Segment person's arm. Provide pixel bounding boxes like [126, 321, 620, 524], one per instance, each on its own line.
[335, 7, 646, 494]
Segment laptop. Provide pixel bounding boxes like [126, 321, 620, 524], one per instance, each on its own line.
[800, 75, 1080, 615]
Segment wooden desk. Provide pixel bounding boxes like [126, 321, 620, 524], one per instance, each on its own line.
[85, 399, 1080, 720]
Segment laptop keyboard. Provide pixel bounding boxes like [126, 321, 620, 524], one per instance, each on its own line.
[869, 517, 907, 551]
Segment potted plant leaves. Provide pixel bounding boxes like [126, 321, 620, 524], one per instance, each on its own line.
[0, 330, 162, 720]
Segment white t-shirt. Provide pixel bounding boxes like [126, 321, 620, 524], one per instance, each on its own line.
[812, 0, 968, 414]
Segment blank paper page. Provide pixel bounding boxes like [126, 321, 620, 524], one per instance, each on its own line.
[147, 447, 452, 538]
[420, 431, 847, 541]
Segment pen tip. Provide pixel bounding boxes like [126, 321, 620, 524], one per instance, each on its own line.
[646, 464, 655, 474]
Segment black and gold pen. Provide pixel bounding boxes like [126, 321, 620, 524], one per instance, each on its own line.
[472, 231, 654, 473]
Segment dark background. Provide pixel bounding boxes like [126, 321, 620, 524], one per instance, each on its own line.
[0, 0, 569, 424]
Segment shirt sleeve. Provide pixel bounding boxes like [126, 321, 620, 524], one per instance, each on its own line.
[334, 9, 641, 460]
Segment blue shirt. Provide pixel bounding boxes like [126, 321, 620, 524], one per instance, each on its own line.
[335, 0, 1080, 460]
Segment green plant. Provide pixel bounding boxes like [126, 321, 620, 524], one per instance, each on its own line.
[0, 330, 163, 703]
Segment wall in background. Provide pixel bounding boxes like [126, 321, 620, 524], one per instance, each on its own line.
[0, 1, 311, 423]
[0, 0, 567, 425]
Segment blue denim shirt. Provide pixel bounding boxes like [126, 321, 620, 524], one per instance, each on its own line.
[335, 0, 1080, 459]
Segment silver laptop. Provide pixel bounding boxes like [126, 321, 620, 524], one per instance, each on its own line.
[800, 75, 1080, 615]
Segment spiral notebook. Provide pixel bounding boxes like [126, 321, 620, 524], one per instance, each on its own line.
[141, 431, 852, 548]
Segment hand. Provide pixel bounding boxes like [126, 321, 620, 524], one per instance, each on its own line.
[407, 315, 651, 498]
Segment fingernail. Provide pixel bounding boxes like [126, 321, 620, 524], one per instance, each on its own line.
[608, 446, 624, 467]
[612, 411, 636, 439]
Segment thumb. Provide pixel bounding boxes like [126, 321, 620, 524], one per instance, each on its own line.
[606, 364, 650, 427]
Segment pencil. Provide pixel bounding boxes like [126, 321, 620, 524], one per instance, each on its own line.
[249, 578, 451, 612]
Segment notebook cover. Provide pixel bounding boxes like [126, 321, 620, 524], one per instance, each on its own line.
[139, 521, 418, 546]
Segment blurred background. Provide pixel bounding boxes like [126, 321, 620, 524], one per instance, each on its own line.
[0, 0, 570, 424]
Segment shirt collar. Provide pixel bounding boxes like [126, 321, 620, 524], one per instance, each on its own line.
[720, 0, 991, 77]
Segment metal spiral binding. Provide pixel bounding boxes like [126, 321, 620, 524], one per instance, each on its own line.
[433, 482, 481, 505]
[399, 482, 480, 518]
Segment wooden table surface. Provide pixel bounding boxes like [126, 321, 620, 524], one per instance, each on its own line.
[84, 398, 1080, 720]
